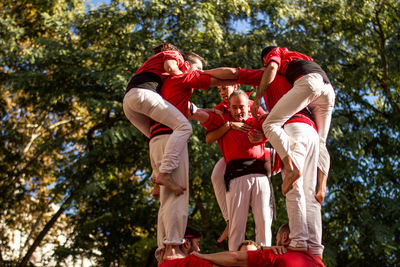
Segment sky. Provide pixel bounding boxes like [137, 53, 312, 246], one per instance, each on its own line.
[85, 0, 251, 33]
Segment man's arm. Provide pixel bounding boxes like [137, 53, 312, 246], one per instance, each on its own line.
[209, 77, 237, 87]
[251, 61, 278, 117]
[188, 103, 210, 123]
[192, 251, 248, 267]
[202, 67, 239, 80]
[205, 122, 230, 144]
[248, 129, 267, 144]
[206, 122, 252, 144]
[164, 59, 183, 75]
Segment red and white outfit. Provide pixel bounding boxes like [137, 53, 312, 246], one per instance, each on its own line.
[150, 71, 211, 252]
[238, 68, 324, 255]
[209, 99, 266, 223]
[203, 112, 273, 251]
[123, 51, 192, 174]
[261, 47, 335, 177]
[247, 249, 326, 267]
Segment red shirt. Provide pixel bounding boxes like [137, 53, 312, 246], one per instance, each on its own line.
[159, 254, 213, 267]
[161, 70, 211, 116]
[150, 71, 211, 139]
[237, 68, 316, 131]
[262, 47, 313, 77]
[247, 250, 326, 267]
[135, 51, 185, 81]
[203, 112, 266, 164]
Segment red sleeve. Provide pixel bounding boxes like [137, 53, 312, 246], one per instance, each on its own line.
[183, 71, 211, 89]
[237, 68, 263, 86]
[201, 112, 226, 132]
[274, 251, 326, 267]
[247, 250, 275, 267]
[160, 255, 213, 267]
[263, 47, 283, 68]
[162, 51, 185, 68]
[183, 254, 213, 267]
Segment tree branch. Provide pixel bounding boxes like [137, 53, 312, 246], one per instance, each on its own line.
[373, 1, 400, 114]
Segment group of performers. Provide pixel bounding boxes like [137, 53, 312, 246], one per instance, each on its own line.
[123, 42, 335, 266]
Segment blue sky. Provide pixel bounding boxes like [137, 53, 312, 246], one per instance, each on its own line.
[85, 0, 251, 33]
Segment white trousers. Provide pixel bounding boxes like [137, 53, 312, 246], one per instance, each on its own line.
[123, 88, 192, 173]
[262, 73, 335, 175]
[283, 123, 323, 255]
[211, 151, 276, 223]
[149, 135, 189, 248]
[226, 174, 273, 251]
[211, 158, 228, 222]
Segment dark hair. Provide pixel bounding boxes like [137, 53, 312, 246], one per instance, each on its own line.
[229, 89, 248, 103]
[184, 226, 202, 239]
[277, 222, 290, 237]
[238, 240, 261, 251]
[261, 46, 277, 65]
[153, 43, 179, 54]
[182, 51, 205, 66]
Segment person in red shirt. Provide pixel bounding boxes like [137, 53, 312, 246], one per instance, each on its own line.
[252, 46, 335, 200]
[150, 52, 234, 261]
[202, 66, 325, 258]
[192, 223, 326, 267]
[159, 226, 216, 267]
[195, 85, 272, 245]
[201, 90, 273, 252]
[123, 43, 191, 196]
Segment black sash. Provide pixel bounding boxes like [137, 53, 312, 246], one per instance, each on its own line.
[286, 59, 331, 85]
[125, 72, 162, 94]
[224, 159, 267, 191]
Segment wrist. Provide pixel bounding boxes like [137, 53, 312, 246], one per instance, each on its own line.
[189, 102, 194, 115]
[226, 121, 231, 129]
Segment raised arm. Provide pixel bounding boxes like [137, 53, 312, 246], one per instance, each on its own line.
[192, 251, 248, 267]
[202, 67, 239, 80]
[251, 61, 278, 117]
[164, 59, 183, 75]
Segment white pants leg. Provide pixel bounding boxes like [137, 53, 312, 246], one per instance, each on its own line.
[211, 158, 228, 222]
[251, 176, 273, 247]
[226, 174, 272, 251]
[283, 123, 324, 255]
[123, 88, 192, 173]
[149, 135, 189, 249]
[262, 73, 335, 175]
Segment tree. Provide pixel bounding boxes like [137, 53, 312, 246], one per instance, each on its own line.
[1, 0, 399, 266]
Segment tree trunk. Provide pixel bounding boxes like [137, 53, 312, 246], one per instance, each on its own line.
[18, 180, 86, 267]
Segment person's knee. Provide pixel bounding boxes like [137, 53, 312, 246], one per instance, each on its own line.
[179, 120, 192, 135]
[262, 120, 279, 137]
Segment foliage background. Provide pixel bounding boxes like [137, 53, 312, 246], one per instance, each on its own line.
[1, 0, 399, 266]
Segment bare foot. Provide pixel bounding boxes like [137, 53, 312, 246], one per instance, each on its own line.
[152, 183, 160, 198]
[281, 155, 301, 196]
[163, 245, 186, 261]
[217, 221, 229, 243]
[156, 172, 186, 196]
